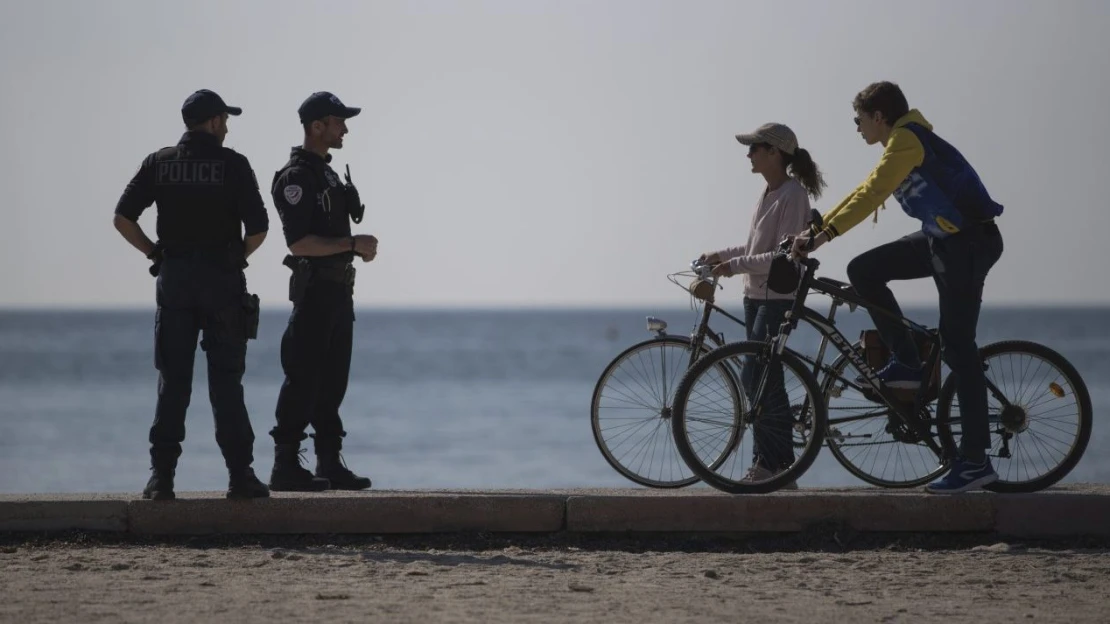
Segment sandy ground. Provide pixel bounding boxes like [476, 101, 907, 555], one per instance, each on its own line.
[2, 532, 1109, 623]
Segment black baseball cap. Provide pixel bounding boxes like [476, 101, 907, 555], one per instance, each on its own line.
[298, 91, 361, 124]
[181, 89, 242, 125]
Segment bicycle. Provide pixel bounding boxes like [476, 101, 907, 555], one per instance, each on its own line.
[591, 254, 961, 489]
[669, 213, 1093, 494]
[591, 252, 934, 489]
[589, 260, 748, 488]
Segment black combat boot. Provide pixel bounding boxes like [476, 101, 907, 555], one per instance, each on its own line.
[313, 434, 372, 490]
[227, 467, 271, 499]
[142, 451, 177, 500]
[142, 470, 175, 500]
[269, 443, 330, 492]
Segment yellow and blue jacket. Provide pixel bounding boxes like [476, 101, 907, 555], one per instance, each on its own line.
[820, 110, 1003, 240]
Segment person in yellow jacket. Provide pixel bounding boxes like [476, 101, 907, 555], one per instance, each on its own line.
[791, 81, 1004, 494]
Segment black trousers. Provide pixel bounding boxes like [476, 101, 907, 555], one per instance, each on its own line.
[270, 281, 354, 445]
[150, 253, 255, 471]
[845, 223, 1004, 459]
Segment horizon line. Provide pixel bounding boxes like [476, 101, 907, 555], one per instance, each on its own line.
[2, 301, 1109, 313]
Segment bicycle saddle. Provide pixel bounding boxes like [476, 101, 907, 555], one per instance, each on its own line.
[815, 276, 854, 292]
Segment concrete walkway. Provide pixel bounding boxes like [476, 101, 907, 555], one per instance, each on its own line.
[2, 484, 1108, 538]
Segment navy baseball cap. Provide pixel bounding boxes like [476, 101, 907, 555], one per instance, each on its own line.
[181, 89, 242, 125]
[298, 91, 361, 124]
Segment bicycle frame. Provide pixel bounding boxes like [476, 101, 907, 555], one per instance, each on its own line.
[764, 252, 1015, 459]
[663, 272, 896, 406]
[672, 276, 874, 396]
[666, 274, 910, 441]
[687, 294, 747, 354]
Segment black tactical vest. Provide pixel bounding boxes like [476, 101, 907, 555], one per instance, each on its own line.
[151, 132, 244, 250]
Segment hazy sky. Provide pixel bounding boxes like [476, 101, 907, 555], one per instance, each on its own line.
[2, 0, 1108, 309]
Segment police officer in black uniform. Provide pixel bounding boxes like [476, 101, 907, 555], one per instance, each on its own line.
[268, 91, 377, 492]
[113, 89, 271, 500]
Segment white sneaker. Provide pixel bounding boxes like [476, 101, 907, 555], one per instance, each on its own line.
[739, 464, 798, 490]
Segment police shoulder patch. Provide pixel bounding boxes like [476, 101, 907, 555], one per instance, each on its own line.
[283, 184, 303, 205]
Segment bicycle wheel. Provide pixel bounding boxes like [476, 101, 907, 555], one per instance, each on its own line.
[671, 340, 827, 494]
[591, 336, 743, 488]
[935, 340, 1093, 493]
[822, 351, 950, 488]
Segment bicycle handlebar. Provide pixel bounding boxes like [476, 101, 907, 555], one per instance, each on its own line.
[690, 258, 716, 280]
[775, 232, 816, 256]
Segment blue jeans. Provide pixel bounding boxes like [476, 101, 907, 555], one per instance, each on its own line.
[740, 297, 795, 470]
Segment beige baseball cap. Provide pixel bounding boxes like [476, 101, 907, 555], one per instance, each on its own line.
[735, 122, 798, 155]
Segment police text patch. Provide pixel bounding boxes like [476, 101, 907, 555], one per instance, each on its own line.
[156, 160, 224, 185]
[283, 185, 303, 205]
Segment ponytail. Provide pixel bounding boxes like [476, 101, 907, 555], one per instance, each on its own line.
[784, 147, 827, 200]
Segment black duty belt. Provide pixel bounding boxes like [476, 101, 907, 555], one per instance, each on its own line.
[284, 255, 355, 286]
[311, 263, 355, 285]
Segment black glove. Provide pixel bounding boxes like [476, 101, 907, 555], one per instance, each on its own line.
[344, 164, 365, 224]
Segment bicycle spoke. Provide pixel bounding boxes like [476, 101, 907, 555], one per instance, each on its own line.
[821, 348, 947, 488]
[673, 342, 827, 492]
[942, 343, 1089, 491]
[593, 339, 715, 487]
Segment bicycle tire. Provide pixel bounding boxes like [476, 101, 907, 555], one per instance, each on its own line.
[935, 340, 1093, 494]
[821, 352, 950, 488]
[591, 336, 743, 488]
[671, 340, 827, 494]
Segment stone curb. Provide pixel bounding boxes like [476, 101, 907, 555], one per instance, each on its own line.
[1, 487, 1105, 538]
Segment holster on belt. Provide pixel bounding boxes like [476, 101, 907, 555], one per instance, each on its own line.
[242, 292, 260, 339]
[283, 255, 312, 304]
[283, 255, 355, 303]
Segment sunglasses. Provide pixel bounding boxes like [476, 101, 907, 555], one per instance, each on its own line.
[747, 142, 773, 154]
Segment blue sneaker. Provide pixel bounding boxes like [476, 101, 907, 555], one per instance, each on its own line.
[925, 458, 998, 494]
[856, 356, 924, 390]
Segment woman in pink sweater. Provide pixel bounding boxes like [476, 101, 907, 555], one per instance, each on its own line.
[699, 122, 826, 485]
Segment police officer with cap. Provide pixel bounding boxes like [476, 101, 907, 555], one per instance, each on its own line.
[268, 91, 377, 491]
[113, 89, 271, 500]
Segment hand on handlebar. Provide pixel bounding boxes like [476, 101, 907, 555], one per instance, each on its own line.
[698, 251, 721, 265]
[690, 257, 723, 281]
[790, 229, 826, 259]
[711, 262, 734, 278]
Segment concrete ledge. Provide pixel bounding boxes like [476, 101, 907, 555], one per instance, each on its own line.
[993, 492, 1110, 538]
[0, 499, 128, 532]
[127, 491, 566, 535]
[1, 485, 1108, 537]
[565, 490, 995, 533]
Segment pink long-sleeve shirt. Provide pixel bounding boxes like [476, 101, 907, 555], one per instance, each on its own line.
[715, 178, 812, 300]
